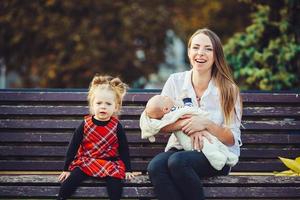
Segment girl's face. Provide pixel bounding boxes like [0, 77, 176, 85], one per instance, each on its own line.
[92, 88, 117, 121]
[188, 33, 214, 74]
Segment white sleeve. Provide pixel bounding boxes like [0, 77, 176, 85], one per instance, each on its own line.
[161, 75, 175, 99]
[227, 94, 242, 147]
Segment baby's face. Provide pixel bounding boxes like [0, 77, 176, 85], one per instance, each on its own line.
[160, 96, 174, 112]
[145, 95, 175, 119]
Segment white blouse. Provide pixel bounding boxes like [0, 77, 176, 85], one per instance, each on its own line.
[161, 70, 242, 156]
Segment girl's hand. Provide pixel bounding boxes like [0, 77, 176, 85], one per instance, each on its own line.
[58, 171, 70, 183]
[125, 172, 141, 180]
[190, 131, 212, 151]
[182, 115, 208, 136]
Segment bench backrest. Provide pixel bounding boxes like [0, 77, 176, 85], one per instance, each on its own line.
[0, 90, 299, 173]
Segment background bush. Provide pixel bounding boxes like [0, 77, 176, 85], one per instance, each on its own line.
[2, 0, 299, 90]
[0, 0, 250, 88]
[224, 0, 300, 90]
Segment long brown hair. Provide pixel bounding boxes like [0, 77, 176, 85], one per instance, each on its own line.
[188, 28, 242, 125]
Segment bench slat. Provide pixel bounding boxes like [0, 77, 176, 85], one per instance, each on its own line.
[0, 91, 157, 103]
[0, 91, 299, 103]
[1, 119, 300, 130]
[0, 185, 299, 198]
[1, 174, 299, 184]
[241, 93, 300, 103]
[1, 105, 299, 117]
[0, 105, 144, 116]
[242, 106, 300, 116]
[0, 160, 287, 172]
[1, 132, 299, 144]
[1, 175, 299, 198]
[1, 146, 299, 158]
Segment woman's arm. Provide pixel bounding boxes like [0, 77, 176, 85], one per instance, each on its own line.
[182, 116, 234, 146]
[160, 117, 190, 133]
[205, 119, 234, 146]
[204, 88, 242, 146]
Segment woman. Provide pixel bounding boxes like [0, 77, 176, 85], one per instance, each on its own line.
[147, 28, 242, 200]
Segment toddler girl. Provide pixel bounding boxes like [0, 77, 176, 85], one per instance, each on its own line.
[57, 75, 135, 200]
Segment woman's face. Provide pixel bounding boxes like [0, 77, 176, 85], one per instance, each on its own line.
[188, 33, 214, 74]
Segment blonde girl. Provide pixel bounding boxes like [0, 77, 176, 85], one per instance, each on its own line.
[147, 28, 242, 200]
[57, 75, 135, 200]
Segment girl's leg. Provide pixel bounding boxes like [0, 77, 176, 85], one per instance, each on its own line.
[105, 176, 123, 200]
[57, 168, 88, 200]
[147, 150, 183, 200]
[167, 151, 230, 200]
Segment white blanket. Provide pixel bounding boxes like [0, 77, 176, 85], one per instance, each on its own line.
[139, 107, 238, 170]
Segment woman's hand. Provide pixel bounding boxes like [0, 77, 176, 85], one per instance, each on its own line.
[125, 172, 141, 180]
[161, 116, 191, 133]
[181, 115, 209, 136]
[58, 171, 70, 183]
[179, 114, 193, 119]
[190, 130, 212, 151]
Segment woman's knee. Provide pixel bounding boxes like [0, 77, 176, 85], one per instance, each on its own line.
[147, 152, 172, 177]
[147, 157, 163, 177]
[168, 152, 189, 171]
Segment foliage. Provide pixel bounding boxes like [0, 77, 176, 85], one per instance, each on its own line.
[0, 0, 251, 88]
[224, 0, 300, 90]
[0, 0, 170, 87]
[170, 0, 251, 43]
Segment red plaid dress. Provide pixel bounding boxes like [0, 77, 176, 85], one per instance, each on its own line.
[69, 115, 125, 179]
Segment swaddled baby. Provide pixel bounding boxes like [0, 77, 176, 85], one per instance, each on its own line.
[143, 94, 209, 150]
[140, 94, 238, 170]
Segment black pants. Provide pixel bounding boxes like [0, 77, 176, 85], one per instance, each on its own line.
[57, 167, 123, 200]
[147, 149, 231, 200]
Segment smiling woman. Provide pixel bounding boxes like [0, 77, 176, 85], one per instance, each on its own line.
[146, 28, 242, 200]
[188, 33, 214, 74]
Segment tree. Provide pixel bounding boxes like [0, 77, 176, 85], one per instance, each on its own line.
[0, 0, 252, 88]
[0, 0, 170, 87]
[224, 0, 300, 90]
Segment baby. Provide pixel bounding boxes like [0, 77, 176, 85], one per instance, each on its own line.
[143, 94, 208, 151]
[140, 94, 238, 170]
[145, 95, 178, 119]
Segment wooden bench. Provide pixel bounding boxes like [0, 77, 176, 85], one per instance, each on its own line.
[0, 89, 299, 199]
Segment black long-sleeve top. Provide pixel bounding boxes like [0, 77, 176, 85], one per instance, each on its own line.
[63, 117, 131, 172]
